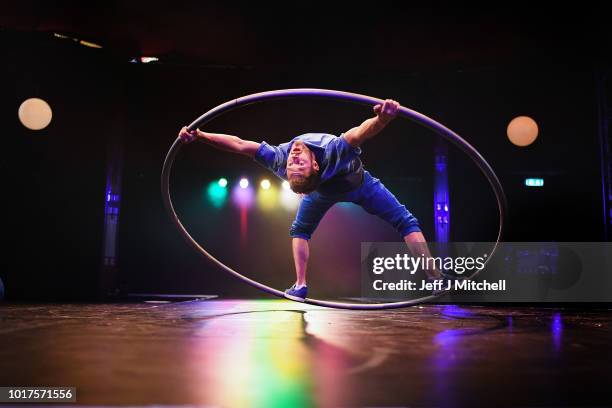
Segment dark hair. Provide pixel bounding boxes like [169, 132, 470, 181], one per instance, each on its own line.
[289, 171, 321, 194]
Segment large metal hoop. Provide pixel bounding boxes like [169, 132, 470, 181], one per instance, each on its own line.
[161, 88, 507, 310]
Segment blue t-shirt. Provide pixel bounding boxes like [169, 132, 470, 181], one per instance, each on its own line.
[254, 133, 364, 193]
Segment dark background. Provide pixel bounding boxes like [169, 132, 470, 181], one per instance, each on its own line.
[1, 2, 610, 300]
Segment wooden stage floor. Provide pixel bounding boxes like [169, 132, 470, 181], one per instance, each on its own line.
[0, 300, 610, 407]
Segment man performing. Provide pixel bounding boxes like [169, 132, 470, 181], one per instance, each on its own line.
[179, 99, 440, 301]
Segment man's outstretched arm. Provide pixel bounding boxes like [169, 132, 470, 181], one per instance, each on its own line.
[342, 99, 399, 148]
[178, 127, 260, 158]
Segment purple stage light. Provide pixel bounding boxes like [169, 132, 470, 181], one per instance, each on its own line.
[232, 183, 254, 207]
[434, 144, 450, 242]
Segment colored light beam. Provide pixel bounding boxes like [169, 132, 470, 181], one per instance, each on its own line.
[280, 187, 301, 211]
[232, 184, 254, 244]
[257, 183, 279, 211]
[232, 184, 254, 207]
[206, 181, 228, 208]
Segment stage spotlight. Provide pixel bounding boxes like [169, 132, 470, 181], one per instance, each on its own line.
[239, 178, 249, 189]
[18, 98, 52, 130]
[257, 182, 278, 210]
[280, 187, 301, 210]
[282, 180, 291, 190]
[507, 116, 539, 147]
[206, 182, 228, 208]
[232, 183, 254, 207]
[218, 178, 228, 188]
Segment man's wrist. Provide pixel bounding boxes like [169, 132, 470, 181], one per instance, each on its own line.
[375, 116, 392, 127]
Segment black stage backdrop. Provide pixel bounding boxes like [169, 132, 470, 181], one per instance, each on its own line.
[0, 30, 605, 300]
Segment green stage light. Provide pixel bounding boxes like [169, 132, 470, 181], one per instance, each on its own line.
[207, 181, 228, 207]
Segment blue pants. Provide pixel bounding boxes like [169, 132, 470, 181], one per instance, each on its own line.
[290, 171, 421, 240]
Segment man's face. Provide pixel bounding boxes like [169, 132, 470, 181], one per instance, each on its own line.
[286, 140, 319, 181]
